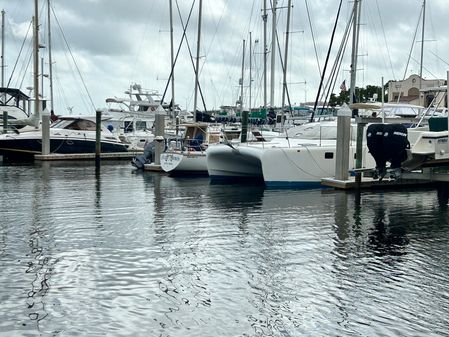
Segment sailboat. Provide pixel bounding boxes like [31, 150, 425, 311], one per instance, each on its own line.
[159, 0, 215, 175]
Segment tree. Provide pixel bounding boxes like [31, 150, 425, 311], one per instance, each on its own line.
[328, 85, 383, 106]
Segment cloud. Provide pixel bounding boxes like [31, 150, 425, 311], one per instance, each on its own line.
[1, 0, 448, 115]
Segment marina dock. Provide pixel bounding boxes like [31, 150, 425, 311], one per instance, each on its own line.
[34, 151, 142, 161]
[321, 175, 434, 190]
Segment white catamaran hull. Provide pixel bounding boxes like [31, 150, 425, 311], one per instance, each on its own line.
[206, 143, 265, 179]
[261, 143, 376, 188]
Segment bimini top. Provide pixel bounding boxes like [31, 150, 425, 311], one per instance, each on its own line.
[0, 87, 30, 102]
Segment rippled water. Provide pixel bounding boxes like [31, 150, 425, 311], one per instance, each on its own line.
[1, 161, 449, 336]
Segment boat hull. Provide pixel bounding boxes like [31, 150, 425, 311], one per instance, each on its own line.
[261, 144, 376, 188]
[206, 144, 264, 181]
[0, 133, 128, 161]
[160, 151, 208, 175]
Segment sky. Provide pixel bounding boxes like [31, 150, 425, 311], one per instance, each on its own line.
[0, 0, 448, 116]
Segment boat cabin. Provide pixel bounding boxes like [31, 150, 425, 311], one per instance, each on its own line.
[0, 87, 32, 123]
[50, 116, 106, 132]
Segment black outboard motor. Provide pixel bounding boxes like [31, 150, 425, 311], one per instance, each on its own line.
[366, 124, 387, 179]
[131, 140, 156, 169]
[383, 124, 409, 169]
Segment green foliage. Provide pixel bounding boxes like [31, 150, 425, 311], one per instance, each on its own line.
[329, 85, 385, 106]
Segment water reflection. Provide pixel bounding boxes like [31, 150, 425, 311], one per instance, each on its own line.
[330, 188, 449, 336]
[367, 196, 409, 257]
[25, 161, 54, 331]
[1, 162, 449, 336]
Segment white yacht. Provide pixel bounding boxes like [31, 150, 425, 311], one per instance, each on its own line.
[99, 83, 182, 150]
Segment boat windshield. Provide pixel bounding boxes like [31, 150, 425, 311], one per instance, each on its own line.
[50, 119, 96, 131]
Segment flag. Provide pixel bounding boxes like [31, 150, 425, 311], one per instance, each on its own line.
[340, 80, 347, 92]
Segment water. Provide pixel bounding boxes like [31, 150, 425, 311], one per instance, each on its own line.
[1, 161, 449, 337]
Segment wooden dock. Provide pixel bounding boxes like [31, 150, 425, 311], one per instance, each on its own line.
[34, 151, 142, 161]
[143, 163, 164, 172]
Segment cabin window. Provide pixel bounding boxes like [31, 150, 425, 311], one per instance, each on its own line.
[136, 121, 147, 130]
[124, 121, 134, 132]
[67, 119, 96, 131]
[325, 152, 333, 159]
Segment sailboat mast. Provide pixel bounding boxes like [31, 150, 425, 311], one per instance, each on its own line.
[281, 0, 292, 111]
[240, 39, 245, 114]
[263, 0, 267, 108]
[349, 0, 360, 106]
[419, 0, 425, 101]
[33, 1, 40, 117]
[270, 0, 277, 107]
[169, 0, 175, 118]
[249, 32, 252, 112]
[1, 10, 4, 89]
[335, 0, 360, 181]
[193, 0, 202, 122]
[47, 0, 54, 112]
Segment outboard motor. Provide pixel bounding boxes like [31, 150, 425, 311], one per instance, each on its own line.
[383, 124, 409, 170]
[131, 140, 156, 169]
[366, 124, 386, 179]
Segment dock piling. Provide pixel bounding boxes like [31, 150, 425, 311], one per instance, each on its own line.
[95, 110, 101, 170]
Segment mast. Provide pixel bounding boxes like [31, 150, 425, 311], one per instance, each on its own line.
[169, 0, 175, 118]
[281, 0, 292, 126]
[249, 32, 252, 112]
[263, 0, 267, 108]
[335, 0, 360, 181]
[419, 0, 425, 104]
[349, 0, 360, 107]
[240, 39, 245, 114]
[193, 0, 202, 122]
[47, 0, 54, 112]
[1, 10, 4, 90]
[270, 0, 277, 107]
[33, 1, 40, 117]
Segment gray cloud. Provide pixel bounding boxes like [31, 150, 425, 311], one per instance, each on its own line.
[1, 0, 448, 114]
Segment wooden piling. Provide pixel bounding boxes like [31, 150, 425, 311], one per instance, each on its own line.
[241, 110, 248, 143]
[95, 110, 101, 170]
[41, 108, 50, 155]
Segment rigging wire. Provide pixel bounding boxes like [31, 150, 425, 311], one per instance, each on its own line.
[274, 15, 292, 110]
[396, 6, 423, 103]
[319, 8, 353, 114]
[429, 50, 449, 68]
[201, 0, 230, 107]
[51, 6, 96, 112]
[129, 2, 157, 83]
[161, 0, 196, 104]
[6, 19, 33, 90]
[374, 0, 396, 80]
[309, 0, 344, 122]
[304, 0, 321, 78]
[175, 0, 208, 112]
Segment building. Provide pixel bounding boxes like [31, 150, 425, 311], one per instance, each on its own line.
[387, 74, 446, 107]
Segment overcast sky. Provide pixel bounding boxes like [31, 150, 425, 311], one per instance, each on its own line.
[1, 0, 448, 115]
